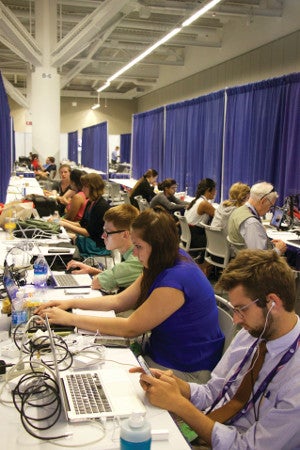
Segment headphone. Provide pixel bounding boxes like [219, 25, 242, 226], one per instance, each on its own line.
[270, 301, 275, 309]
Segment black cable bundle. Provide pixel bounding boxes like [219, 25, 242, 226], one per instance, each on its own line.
[11, 371, 69, 440]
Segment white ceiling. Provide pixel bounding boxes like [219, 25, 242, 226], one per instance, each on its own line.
[0, 0, 299, 104]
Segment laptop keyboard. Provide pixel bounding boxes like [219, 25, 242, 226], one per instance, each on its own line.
[55, 274, 79, 287]
[66, 372, 112, 415]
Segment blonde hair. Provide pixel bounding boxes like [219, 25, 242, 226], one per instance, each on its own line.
[223, 182, 250, 208]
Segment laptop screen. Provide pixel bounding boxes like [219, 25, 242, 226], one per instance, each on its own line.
[270, 208, 284, 230]
[3, 266, 19, 301]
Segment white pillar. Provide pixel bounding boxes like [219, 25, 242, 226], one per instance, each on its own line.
[31, 0, 60, 162]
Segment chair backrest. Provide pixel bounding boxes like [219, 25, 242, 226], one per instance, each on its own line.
[121, 191, 131, 205]
[108, 182, 123, 205]
[174, 211, 191, 251]
[200, 222, 231, 269]
[215, 294, 235, 353]
[48, 170, 57, 180]
[226, 235, 246, 255]
[134, 195, 150, 212]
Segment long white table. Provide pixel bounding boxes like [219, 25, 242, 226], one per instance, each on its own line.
[0, 332, 190, 450]
[6, 175, 44, 203]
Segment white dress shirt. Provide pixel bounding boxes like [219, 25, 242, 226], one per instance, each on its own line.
[190, 318, 300, 449]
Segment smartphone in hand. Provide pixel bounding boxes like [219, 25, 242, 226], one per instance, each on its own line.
[137, 355, 154, 377]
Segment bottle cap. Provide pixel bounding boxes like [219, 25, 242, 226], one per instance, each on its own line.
[128, 412, 145, 428]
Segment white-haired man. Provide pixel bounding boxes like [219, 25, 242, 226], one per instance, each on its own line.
[228, 181, 286, 255]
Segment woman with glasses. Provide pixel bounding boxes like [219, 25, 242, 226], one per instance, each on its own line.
[150, 178, 187, 214]
[65, 204, 143, 293]
[60, 173, 110, 258]
[36, 208, 224, 382]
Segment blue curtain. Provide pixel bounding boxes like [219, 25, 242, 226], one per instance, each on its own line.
[68, 130, 78, 163]
[81, 121, 108, 174]
[165, 91, 225, 198]
[120, 133, 131, 163]
[132, 107, 164, 180]
[224, 73, 300, 205]
[0, 72, 12, 203]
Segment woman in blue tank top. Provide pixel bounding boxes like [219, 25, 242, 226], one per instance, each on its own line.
[36, 208, 224, 383]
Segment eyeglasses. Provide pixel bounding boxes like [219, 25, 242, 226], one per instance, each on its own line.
[102, 229, 126, 236]
[260, 187, 275, 201]
[230, 298, 260, 319]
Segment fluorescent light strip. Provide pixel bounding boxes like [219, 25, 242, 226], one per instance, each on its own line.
[182, 0, 222, 27]
[97, 81, 110, 93]
[107, 27, 181, 83]
[91, 103, 100, 110]
[96, 0, 222, 92]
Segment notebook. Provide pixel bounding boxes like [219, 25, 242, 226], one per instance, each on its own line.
[45, 316, 146, 422]
[270, 207, 284, 230]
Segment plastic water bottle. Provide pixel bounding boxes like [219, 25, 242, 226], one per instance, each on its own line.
[11, 292, 28, 334]
[33, 254, 48, 288]
[52, 210, 60, 224]
[120, 412, 151, 450]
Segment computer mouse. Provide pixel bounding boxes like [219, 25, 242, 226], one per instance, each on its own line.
[65, 267, 80, 274]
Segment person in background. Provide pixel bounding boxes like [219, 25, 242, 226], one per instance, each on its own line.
[36, 208, 224, 382]
[111, 146, 120, 165]
[132, 250, 300, 450]
[185, 178, 216, 249]
[150, 178, 188, 214]
[30, 153, 42, 171]
[62, 169, 87, 222]
[211, 182, 250, 235]
[35, 156, 57, 179]
[66, 204, 142, 293]
[45, 164, 72, 216]
[228, 181, 286, 255]
[60, 172, 110, 258]
[130, 169, 158, 208]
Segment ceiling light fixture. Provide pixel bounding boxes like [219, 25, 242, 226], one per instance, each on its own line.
[91, 93, 100, 110]
[107, 27, 181, 83]
[96, 0, 223, 93]
[182, 0, 223, 27]
[97, 81, 110, 93]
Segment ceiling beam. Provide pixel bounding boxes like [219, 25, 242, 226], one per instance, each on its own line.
[0, 2, 42, 66]
[2, 75, 29, 108]
[51, 0, 131, 67]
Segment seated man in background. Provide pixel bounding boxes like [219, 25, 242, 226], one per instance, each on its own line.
[35, 156, 57, 179]
[228, 181, 286, 255]
[133, 249, 300, 449]
[66, 204, 143, 293]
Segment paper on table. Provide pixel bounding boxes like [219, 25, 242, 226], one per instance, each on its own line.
[73, 309, 116, 335]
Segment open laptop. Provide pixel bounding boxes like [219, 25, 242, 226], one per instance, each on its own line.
[50, 272, 92, 289]
[2, 265, 75, 333]
[45, 316, 146, 422]
[270, 207, 285, 230]
[39, 257, 92, 289]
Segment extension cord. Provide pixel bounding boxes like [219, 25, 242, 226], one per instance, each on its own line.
[5, 367, 33, 386]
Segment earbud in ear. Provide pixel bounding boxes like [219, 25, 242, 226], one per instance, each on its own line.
[271, 301, 275, 308]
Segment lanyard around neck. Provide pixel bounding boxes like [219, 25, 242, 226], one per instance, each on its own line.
[207, 333, 300, 418]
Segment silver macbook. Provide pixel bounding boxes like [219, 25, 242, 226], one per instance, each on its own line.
[45, 316, 146, 422]
[51, 272, 92, 289]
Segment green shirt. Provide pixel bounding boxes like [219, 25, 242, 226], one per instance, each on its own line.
[97, 246, 143, 292]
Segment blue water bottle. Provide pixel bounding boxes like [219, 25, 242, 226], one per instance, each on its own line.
[33, 254, 48, 288]
[120, 412, 151, 450]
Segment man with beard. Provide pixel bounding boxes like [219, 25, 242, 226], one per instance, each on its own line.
[132, 249, 300, 450]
